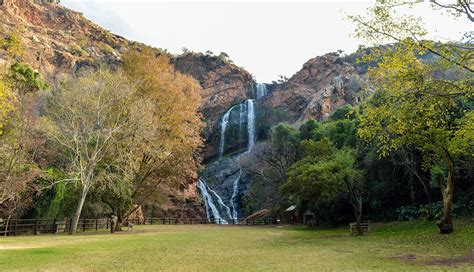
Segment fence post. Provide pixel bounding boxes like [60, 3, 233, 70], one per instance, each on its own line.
[232, 218, 235, 225]
[52, 218, 57, 234]
[82, 218, 86, 232]
[106, 218, 109, 229]
[14, 219, 17, 236]
[175, 218, 178, 225]
[150, 217, 153, 225]
[34, 219, 38, 235]
[218, 218, 221, 225]
[95, 218, 98, 231]
[69, 218, 73, 233]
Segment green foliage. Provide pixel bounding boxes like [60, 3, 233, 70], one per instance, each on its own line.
[217, 52, 233, 64]
[330, 105, 354, 121]
[8, 62, 49, 93]
[0, 27, 24, 59]
[272, 124, 299, 158]
[397, 201, 474, 221]
[299, 119, 318, 140]
[283, 143, 363, 206]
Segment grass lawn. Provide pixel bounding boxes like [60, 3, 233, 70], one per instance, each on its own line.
[0, 219, 472, 271]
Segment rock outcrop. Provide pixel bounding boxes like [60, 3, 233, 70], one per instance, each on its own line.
[0, 0, 145, 82]
[264, 52, 368, 122]
[173, 53, 254, 161]
[0, 0, 205, 217]
[1, 0, 374, 220]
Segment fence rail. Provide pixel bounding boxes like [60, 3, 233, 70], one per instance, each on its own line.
[0, 216, 279, 236]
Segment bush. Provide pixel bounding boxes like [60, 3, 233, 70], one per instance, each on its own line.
[397, 200, 474, 221]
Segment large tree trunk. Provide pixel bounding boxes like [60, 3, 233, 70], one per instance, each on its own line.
[437, 154, 455, 234]
[115, 209, 123, 231]
[69, 186, 89, 235]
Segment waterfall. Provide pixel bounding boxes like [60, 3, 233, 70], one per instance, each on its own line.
[208, 186, 233, 219]
[198, 179, 229, 224]
[247, 99, 256, 151]
[229, 99, 256, 219]
[256, 83, 268, 99]
[201, 90, 259, 223]
[219, 105, 236, 160]
[230, 170, 242, 219]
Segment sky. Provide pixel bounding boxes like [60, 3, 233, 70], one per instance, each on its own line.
[61, 0, 470, 83]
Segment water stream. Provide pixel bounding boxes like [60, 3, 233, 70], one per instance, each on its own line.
[199, 84, 267, 224]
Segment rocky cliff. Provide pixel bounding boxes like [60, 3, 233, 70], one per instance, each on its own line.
[0, 0, 147, 82]
[0, 0, 255, 162]
[173, 53, 255, 161]
[1, 0, 374, 220]
[264, 52, 368, 123]
[0, 0, 205, 218]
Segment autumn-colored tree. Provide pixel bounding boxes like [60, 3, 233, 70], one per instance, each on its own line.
[44, 70, 137, 234]
[0, 28, 48, 229]
[105, 49, 203, 227]
[0, 26, 23, 134]
[0, 78, 14, 135]
[351, 1, 473, 233]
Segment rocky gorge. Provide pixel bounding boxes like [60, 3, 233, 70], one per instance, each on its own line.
[1, 0, 372, 220]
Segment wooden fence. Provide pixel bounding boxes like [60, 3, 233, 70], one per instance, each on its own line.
[0, 216, 279, 236]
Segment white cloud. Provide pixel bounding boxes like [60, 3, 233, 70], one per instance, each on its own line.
[61, 0, 471, 83]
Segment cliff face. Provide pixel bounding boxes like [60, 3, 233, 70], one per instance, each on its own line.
[0, 0, 205, 217]
[2, 0, 373, 219]
[173, 53, 254, 160]
[0, 0, 144, 82]
[264, 53, 368, 122]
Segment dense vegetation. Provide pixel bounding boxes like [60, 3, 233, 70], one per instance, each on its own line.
[0, 29, 203, 234]
[0, 0, 471, 246]
[243, 1, 473, 235]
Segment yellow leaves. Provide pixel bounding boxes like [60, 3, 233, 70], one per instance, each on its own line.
[0, 26, 24, 60]
[449, 111, 474, 156]
[121, 49, 204, 187]
[0, 78, 16, 135]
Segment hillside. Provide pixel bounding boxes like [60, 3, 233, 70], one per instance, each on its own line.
[264, 52, 368, 123]
[0, 0, 370, 219]
[0, 0, 145, 81]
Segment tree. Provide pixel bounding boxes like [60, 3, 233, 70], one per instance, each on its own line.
[0, 30, 49, 229]
[44, 70, 137, 234]
[283, 141, 365, 235]
[0, 78, 14, 135]
[351, 1, 473, 233]
[0, 26, 24, 134]
[7, 62, 49, 94]
[107, 49, 203, 227]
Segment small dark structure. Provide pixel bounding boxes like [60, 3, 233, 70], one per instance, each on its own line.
[284, 205, 298, 224]
[303, 210, 315, 226]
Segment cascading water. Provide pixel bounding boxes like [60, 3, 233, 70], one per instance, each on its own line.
[230, 170, 242, 219]
[247, 99, 256, 150]
[199, 87, 260, 223]
[256, 83, 268, 99]
[208, 187, 233, 219]
[219, 105, 237, 160]
[197, 179, 228, 224]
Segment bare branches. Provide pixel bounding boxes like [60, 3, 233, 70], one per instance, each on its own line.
[430, 0, 474, 22]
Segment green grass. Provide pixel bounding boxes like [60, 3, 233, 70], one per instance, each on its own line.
[0, 219, 472, 271]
